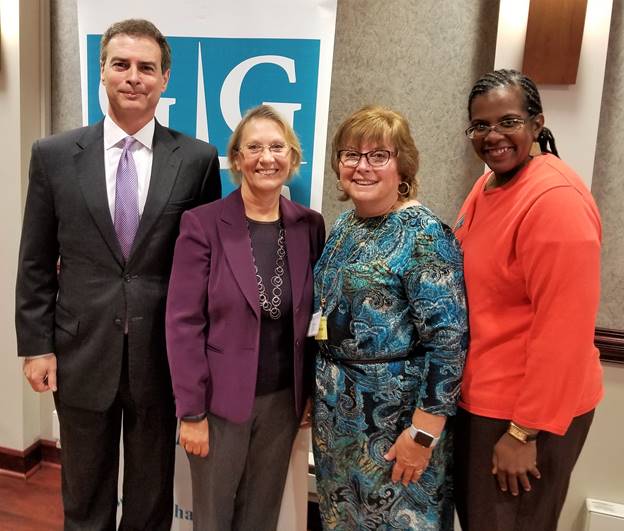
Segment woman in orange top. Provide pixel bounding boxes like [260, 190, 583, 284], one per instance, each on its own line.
[453, 69, 603, 531]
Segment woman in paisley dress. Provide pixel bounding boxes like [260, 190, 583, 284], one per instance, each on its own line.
[312, 105, 468, 530]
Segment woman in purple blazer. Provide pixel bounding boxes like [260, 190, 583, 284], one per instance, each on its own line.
[165, 105, 325, 531]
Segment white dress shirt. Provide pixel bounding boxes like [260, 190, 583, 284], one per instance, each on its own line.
[104, 114, 155, 219]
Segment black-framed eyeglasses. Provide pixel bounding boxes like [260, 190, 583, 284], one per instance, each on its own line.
[338, 149, 396, 168]
[465, 117, 533, 139]
[239, 143, 290, 157]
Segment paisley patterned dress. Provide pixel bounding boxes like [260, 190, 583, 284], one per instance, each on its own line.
[312, 205, 468, 530]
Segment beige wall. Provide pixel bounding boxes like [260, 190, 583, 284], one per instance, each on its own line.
[322, 0, 499, 228]
[0, 0, 27, 451]
[561, 5, 624, 526]
[50, 0, 81, 134]
[560, 363, 624, 530]
[593, 0, 624, 330]
[0, 0, 47, 451]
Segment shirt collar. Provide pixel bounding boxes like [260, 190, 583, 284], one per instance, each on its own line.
[104, 115, 155, 151]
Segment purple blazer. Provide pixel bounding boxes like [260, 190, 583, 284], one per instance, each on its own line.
[166, 188, 325, 423]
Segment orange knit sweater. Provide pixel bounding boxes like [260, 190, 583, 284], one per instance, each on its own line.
[454, 154, 603, 435]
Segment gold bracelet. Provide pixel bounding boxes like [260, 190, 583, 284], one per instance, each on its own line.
[507, 422, 538, 443]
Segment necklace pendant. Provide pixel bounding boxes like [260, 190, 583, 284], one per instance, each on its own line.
[315, 315, 328, 341]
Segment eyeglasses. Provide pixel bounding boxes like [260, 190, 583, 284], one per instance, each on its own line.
[239, 143, 290, 157]
[338, 149, 396, 168]
[465, 117, 532, 139]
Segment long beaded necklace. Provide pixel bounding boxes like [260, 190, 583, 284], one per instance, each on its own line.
[250, 223, 286, 320]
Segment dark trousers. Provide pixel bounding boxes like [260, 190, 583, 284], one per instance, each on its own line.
[54, 342, 177, 531]
[187, 387, 300, 531]
[453, 407, 594, 531]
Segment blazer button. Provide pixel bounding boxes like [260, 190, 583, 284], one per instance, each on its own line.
[114, 318, 122, 326]
[295, 339, 301, 347]
[123, 274, 131, 283]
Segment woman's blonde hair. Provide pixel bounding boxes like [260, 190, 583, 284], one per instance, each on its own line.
[227, 105, 302, 184]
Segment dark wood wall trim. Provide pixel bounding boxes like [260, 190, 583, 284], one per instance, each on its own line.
[0, 439, 60, 477]
[596, 327, 624, 365]
[0, 442, 41, 476]
[523, 0, 588, 84]
[40, 439, 62, 466]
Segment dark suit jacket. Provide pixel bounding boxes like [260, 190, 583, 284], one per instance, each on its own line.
[15, 120, 221, 411]
[165, 189, 325, 423]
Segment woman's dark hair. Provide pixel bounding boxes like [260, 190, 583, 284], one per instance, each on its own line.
[468, 69, 559, 157]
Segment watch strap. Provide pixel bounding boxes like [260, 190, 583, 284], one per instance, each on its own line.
[408, 424, 440, 448]
[181, 412, 207, 423]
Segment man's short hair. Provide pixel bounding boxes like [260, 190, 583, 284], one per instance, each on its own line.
[100, 19, 171, 73]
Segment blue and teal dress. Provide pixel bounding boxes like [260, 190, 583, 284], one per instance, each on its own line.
[312, 205, 468, 530]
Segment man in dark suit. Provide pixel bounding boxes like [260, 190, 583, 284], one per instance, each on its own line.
[15, 19, 220, 530]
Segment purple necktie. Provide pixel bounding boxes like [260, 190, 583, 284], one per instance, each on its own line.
[114, 137, 140, 259]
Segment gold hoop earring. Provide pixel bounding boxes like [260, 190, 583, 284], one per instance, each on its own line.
[336, 180, 344, 192]
[398, 181, 411, 198]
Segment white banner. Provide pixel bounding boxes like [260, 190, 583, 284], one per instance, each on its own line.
[77, 0, 337, 211]
[76, 1, 337, 529]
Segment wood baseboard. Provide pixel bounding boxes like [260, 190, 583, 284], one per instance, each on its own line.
[0, 439, 61, 477]
[40, 439, 61, 466]
[0, 441, 41, 477]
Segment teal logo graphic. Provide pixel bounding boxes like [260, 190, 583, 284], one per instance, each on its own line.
[87, 36, 320, 205]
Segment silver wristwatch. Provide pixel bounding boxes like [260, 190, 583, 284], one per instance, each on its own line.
[408, 424, 440, 448]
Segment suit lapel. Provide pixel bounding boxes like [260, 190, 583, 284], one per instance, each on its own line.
[129, 121, 182, 261]
[219, 190, 261, 317]
[75, 122, 125, 267]
[281, 196, 308, 311]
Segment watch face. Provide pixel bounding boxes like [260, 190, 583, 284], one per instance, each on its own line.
[414, 430, 434, 448]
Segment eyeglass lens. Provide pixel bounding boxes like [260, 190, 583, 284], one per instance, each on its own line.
[340, 150, 391, 167]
